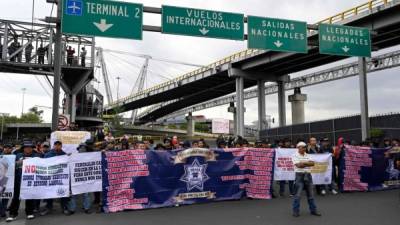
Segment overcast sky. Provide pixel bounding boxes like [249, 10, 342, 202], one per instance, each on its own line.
[0, 0, 399, 127]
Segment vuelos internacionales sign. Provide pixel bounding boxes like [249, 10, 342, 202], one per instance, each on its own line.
[161, 5, 244, 40]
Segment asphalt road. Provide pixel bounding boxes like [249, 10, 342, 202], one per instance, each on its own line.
[1, 190, 399, 225]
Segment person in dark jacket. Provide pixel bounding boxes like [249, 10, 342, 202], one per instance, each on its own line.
[40, 141, 71, 216]
[6, 140, 40, 222]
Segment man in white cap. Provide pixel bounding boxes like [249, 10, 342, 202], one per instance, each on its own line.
[292, 141, 321, 217]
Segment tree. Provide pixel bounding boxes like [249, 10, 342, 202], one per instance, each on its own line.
[2, 108, 43, 124]
[28, 107, 44, 117]
[19, 112, 42, 123]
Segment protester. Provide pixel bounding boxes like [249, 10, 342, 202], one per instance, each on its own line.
[191, 140, 199, 148]
[6, 140, 40, 222]
[307, 137, 325, 195]
[66, 46, 75, 66]
[104, 133, 114, 143]
[37, 44, 46, 64]
[67, 143, 93, 215]
[80, 47, 87, 67]
[135, 141, 147, 150]
[0, 143, 13, 218]
[292, 142, 321, 217]
[319, 138, 338, 195]
[8, 38, 19, 62]
[40, 141, 70, 216]
[25, 41, 33, 63]
[16, 42, 22, 63]
[279, 139, 295, 197]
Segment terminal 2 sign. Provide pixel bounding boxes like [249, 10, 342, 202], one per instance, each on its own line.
[61, 0, 372, 57]
[62, 0, 143, 39]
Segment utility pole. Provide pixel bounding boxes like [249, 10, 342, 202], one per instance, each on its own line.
[49, 0, 62, 131]
[21, 88, 26, 116]
[0, 113, 9, 141]
[116, 76, 121, 100]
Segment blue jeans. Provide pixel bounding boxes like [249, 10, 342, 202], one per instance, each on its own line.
[292, 173, 317, 214]
[69, 193, 91, 212]
[279, 180, 295, 195]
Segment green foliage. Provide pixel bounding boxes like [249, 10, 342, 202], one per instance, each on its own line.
[2, 107, 43, 124]
[107, 106, 125, 137]
[195, 123, 210, 133]
[370, 128, 384, 138]
[168, 124, 177, 129]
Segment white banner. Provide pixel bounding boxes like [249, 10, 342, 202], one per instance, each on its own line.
[70, 152, 102, 195]
[51, 131, 91, 154]
[20, 155, 70, 199]
[274, 148, 332, 185]
[212, 118, 230, 134]
[0, 155, 15, 199]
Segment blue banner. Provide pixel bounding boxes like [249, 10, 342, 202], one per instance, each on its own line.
[102, 148, 275, 213]
[339, 146, 400, 192]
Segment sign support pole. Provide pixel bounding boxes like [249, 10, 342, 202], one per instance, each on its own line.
[52, 1, 62, 131]
[236, 77, 245, 137]
[257, 80, 266, 139]
[277, 81, 286, 127]
[358, 57, 370, 141]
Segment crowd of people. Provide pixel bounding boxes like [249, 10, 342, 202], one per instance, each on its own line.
[0, 36, 87, 67]
[0, 129, 399, 221]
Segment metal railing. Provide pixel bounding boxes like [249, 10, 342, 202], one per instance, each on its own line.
[105, 0, 394, 109]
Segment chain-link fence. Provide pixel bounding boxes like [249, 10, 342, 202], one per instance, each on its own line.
[260, 113, 400, 143]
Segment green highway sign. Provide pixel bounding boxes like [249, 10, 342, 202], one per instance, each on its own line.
[162, 5, 244, 40]
[247, 16, 308, 53]
[319, 24, 371, 57]
[62, 0, 143, 40]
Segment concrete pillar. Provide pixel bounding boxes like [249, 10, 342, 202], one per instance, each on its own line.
[257, 80, 266, 138]
[71, 94, 76, 123]
[288, 87, 307, 124]
[236, 77, 245, 137]
[227, 102, 236, 135]
[358, 57, 370, 141]
[277, 81, 286, 127]
[186, 112, 195, 137]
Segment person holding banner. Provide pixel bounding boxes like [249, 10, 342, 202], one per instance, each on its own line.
[0, 143, 13, 218]
[6, 140, 40, 222]
[292, 142, 321, 217]
[319, 138, 338, 195]
[40, 141, 71, 216]
[67, 142, 94, 215]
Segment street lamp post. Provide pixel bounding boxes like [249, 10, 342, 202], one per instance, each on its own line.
[21, 88, 26, 116]
[0, 113, 9, 141]
[116, 76, 121, 100]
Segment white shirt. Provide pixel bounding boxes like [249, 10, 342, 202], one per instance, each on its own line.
[292, 152, 313, 173]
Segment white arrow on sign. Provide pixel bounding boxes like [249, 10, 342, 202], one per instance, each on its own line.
[274, 40, 283, 48]
[93, 19, 114, 32]
[199, 27, 210, 35]
[342, 46, 350, 53]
